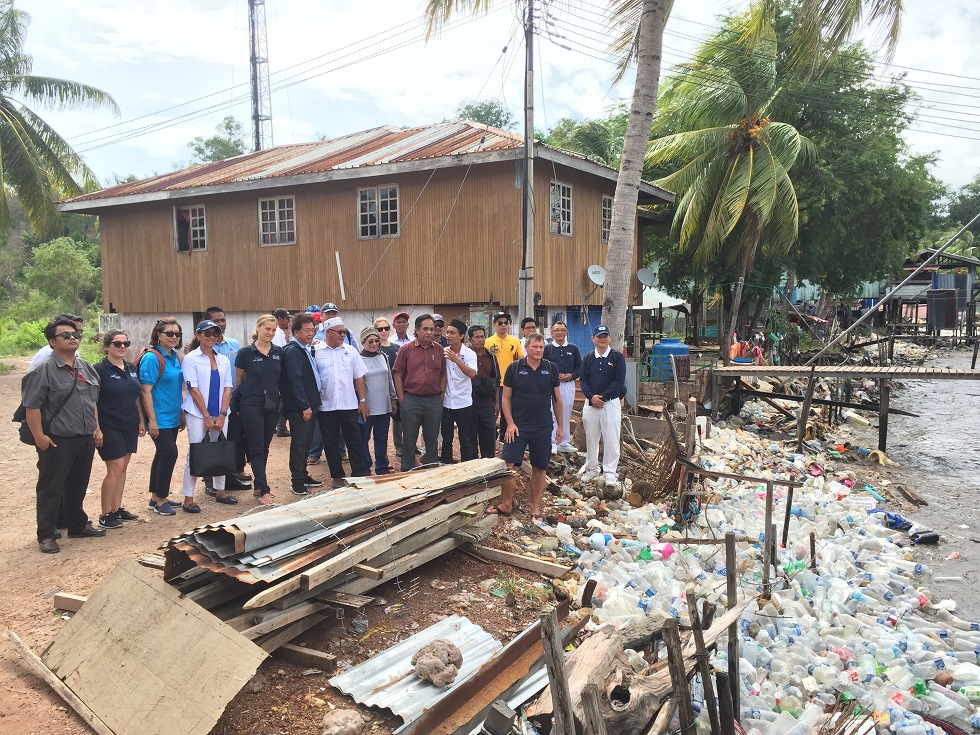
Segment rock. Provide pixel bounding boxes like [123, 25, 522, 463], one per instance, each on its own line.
[538, 537, 559, 552]
[411, 639, 463, 687]
[322, 709, 365, 735]
[429, 579, 450, 590]
[934, 671, 954, 687]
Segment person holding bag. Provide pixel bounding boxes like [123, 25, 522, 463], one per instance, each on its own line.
[235, 315, 283, 504]
[180, 320, 235, 511]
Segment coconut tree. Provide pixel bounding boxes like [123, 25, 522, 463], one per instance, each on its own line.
[0, 2, 118, 236]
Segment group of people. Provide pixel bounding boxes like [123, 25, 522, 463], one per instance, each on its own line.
[22, 305, 626, 554]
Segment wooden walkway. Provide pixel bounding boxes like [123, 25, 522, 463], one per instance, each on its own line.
[713, 365, 980, 380]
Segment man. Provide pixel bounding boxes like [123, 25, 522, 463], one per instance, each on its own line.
[204, 306, 251, 491]
[280, 314, 323, 495]
[315, 316, 370, 487]
[467, 324, 499, 459]
[491, 334, 562, 523]
[579, 325, 626, 487]
[272, 308, 291, 436]
[29, 312, 82, 370]
[308, 302, 355, 464]
[391, 311, 412, 347]
[485, 311, 523, 437]
[315, 303, 360, 350]
[392, 314, 446, 471]
[440, 319, 477, 463]
[23, 318, 105, 553]
[432, 313, 448, 347]
[519, 317, 538, 346]
[543, 321, 581, 454]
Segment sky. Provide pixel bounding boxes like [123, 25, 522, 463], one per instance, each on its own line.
[19, 0, 980, 191]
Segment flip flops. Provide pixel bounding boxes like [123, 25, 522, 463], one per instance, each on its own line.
[485, 504, 512, 517]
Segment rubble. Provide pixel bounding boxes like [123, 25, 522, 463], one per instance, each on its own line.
[411, 639, 463, 686]
[321, 709, 365, 735]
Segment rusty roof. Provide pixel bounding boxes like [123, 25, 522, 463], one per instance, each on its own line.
[60, 120, 674, 210]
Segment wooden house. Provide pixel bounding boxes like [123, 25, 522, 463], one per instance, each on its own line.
[59, 120, 673, 349]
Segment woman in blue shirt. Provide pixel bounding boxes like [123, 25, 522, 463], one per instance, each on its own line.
[139, 317, 185, 517]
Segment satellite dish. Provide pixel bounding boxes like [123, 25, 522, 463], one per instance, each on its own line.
[587, 265, 606, 286]
[637, 268, 656, 287]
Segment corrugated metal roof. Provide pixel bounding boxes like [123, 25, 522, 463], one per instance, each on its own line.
[329, 614, 503, 732]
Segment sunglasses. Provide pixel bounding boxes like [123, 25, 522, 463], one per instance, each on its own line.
[199, 330, 221, 338]
[329, 328, 347, 335]
[365, 338, 380, 344]
[495, 320, 510, 326]
[110, 340, 132, 348]
[161, 331, 182, 338]
[376, 326, 391, 331]
[56, 331, 82, 340]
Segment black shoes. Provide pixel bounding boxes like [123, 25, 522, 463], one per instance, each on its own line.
[67, 522, 107, 538]
[225, 476, 252, 490]
[98, 513, 123, 529]
[114, 507, 139, 521]
[39, 537, 60, 554]
[290, 485, 309, 496]
[303, 477, 323, 488]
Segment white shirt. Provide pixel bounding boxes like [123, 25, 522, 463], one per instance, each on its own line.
[392, 334, 411, 347]
[180, 348, 233, 418]
[315, 342, 367, 411]
[272, 327, 288, 347]
[594, 346, 611, 359]
[29, 344, 79, 370]
[443, 344, 477, 409]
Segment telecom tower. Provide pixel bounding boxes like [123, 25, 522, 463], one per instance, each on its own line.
[248, 0, 273, 151]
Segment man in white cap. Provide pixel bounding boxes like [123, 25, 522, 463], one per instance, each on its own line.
[579, 324, 626, 487]
[431, 313, 448, 347]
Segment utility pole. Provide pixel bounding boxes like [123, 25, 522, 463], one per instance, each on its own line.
[518, 0, 535, 327]
[248, 0, 273, 151]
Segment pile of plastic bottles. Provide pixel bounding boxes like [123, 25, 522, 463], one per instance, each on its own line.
[559, 435, 980, 734]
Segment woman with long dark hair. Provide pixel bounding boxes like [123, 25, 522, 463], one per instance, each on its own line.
[139, 317, 185, 516]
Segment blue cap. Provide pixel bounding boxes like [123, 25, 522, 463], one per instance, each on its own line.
[195, 320, 222, 334]
[593, 324, 610, 336]
[306, 305, 319, 313]
[321, 302, 339, 313]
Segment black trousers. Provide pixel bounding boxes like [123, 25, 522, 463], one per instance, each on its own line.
[239, 404, 279, 493]
[440, 405, 477, 463]
[36, 435, 94, 541]
[149, 427, 179, 499]
[400, 393, 442, 471]
[228, 409, 248, 473]
[319, 410, 367, 479]
[285, 409, 318, 486]
[472, 394, 498, 458]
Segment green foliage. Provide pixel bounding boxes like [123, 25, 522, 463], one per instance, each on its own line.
[188, 115, 247, 163]
[455, 99, 515, 130]
[544, 107, 629, 168]
[23, 236, 100, 312]
[946, 175, 980, 233]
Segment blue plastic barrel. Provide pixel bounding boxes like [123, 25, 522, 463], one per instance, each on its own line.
[649, 338, 690, 381]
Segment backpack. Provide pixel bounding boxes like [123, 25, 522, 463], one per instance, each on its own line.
[138, 346, 167, 383]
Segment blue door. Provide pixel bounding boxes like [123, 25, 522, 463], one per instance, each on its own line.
[565, 306, 603, 354]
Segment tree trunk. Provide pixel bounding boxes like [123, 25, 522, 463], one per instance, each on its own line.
[689, 290, 703, 346]
[749, 293, 766, 335]
[782, 270, 796, 315]
[722, 246, 757, 365]
[602, 0, 671, 351]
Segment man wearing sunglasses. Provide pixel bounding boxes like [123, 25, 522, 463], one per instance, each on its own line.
[22, 318, 105, 553]
[485, 311, 523, 440]
[29, 312, 83, 370]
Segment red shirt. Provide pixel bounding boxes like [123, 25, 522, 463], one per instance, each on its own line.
[392, 339, 446, 396]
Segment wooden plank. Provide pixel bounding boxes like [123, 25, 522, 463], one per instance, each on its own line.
[3, 628, 117, 735]
[581, 684, 608, 735]
[240, 601, 332, 640]
[255, 613, 329, 653]
[39, 558, 266, 735]
[540, 608, 576, 735]
[470, 545, 572, 578]
[352, 564, 384, 580]
[273, 643, 337, 670]
[663, 618, 695, 735]
[53, 593, 87, 613]
[314, 590, 375, 611]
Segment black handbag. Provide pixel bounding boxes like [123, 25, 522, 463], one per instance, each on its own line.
[188, 431, 237, 478]
[13, 366, 80, 446]
[263, 390, 282, 414]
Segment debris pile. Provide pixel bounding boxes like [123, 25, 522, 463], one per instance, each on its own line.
[411, 639, 463, 687]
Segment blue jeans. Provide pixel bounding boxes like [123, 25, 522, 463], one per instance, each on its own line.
[309, 422, 346, 458]
[361, 414, 391, 473]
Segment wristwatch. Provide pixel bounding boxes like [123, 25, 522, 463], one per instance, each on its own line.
[359, 398, 367, 403]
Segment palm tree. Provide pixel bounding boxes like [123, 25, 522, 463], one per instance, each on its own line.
[424, 0, 902, 352]
[0, 3, 117, 236]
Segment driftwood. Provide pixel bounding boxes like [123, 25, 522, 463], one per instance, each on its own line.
[531, 600, 750, 732]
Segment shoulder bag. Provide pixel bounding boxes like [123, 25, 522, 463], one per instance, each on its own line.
[14, 364, 80, 446]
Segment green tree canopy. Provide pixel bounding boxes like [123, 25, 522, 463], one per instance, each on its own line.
[23, 236, 100, 312]
[455, 99, 515, 130]
[946, 175, 980, 233]
[544, 107, 629, 168]
[188, 116, 247, 163]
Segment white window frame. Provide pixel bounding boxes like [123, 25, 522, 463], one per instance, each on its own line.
[550, 180, 573, 236]
[601, 195, 613, 244]
[358, 184, 400, 239]
[174, 204, 207, 253]
[258, 195, 297, 246]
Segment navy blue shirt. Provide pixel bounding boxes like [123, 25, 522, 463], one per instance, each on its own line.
[94, 358, 141, 429]
[235, 343, 284, 408]
[503, 357, 559, 431]
[580, 349, 627, 402]
[543, 341, 582, 379]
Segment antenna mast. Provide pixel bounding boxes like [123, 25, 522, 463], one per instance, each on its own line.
[248, 0, 273, 151]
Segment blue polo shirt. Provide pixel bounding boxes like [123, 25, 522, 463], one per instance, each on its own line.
[543, 341, 581, 378]
[138, 347, 183, 430]
[503, 357, 559, 431]
[214, 338, 241, 387]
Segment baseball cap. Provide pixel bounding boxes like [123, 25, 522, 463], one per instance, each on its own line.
[431, 313, 444, 323]
[492, 311, 512, 323]
[306, 305, 319, 314]
[321, 302, 339, 313]
[195, 320, 222, 334]
[593, 325, 611, 336]
[273, 308, 291, 319]
[393, 311, 409, 321]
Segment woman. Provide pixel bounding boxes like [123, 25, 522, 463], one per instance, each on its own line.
[140, 317, 186, 516]
[359, 326, 397, 475]
[374, 316, 406, 459]
[180, 320, 236, 511]
[94, 331, 145, 528]
[235, 315, 283, 504]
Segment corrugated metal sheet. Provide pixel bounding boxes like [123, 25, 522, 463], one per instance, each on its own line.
[329, 615, 503, 732]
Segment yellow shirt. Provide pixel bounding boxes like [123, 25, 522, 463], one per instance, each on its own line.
[485, 334, 524, 385]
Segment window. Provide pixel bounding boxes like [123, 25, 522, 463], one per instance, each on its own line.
[358, 185, 399, 239]
[601, 195, 613, 243]
[550, 180, 572, 236]
[174, 205, 207, 252]
[259, 196, 296, 246]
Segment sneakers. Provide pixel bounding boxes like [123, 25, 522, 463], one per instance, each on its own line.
[98, 513, 123, 529]
[551, 444, 558, 455]
[149, 498, 181, 510]
[114, 507, 139, 521]
[557, 444, 575, 454]
[225, 475, 252, 490]
[604, 474, 619, 487]
[580, 469, 599, 482]
[290, 485, 309, 496]
[151, 501, 177, 516]
[303, 477, 324, 488]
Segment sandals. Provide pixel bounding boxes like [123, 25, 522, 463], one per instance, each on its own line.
[215, 495, 239, 505]
[486, 504, 512, 517]
[181, 502, 201, 513]
[257, 494, 274, 505]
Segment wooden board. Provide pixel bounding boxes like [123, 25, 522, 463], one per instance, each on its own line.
[470, 545, 573, 578]
[40, 558, 267, 735]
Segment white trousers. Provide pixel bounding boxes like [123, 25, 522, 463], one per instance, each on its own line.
[551, 380, 576, 447]
[582, 399, 621, 475]
[182, 414, 228, 496]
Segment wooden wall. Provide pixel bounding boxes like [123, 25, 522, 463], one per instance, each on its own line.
[97, 159, 640, 313]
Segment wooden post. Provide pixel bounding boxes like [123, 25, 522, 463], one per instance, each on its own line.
[540, 607, 576, 735]
[781, 485, 795, 548]
[724, 532, 739, 715]
[710, 368, 720, 420]
[715, 671, 736, 735]
[762, 481, 774, 597]
[582, 684, 609, 735]
[634, 311, 643, 359]
[767, 523, 777, 598]
[809, 531, 817, 572]
[663, 618, 695, 735]
[796, 364, 817, 454]
[688, 589, 721, 735]
[878, 379, 890, 452]
[645, 697, 675, 735]
[685, 396, 697, 454]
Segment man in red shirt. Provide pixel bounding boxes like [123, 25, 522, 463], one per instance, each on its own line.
[392, 314, 447, 471]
